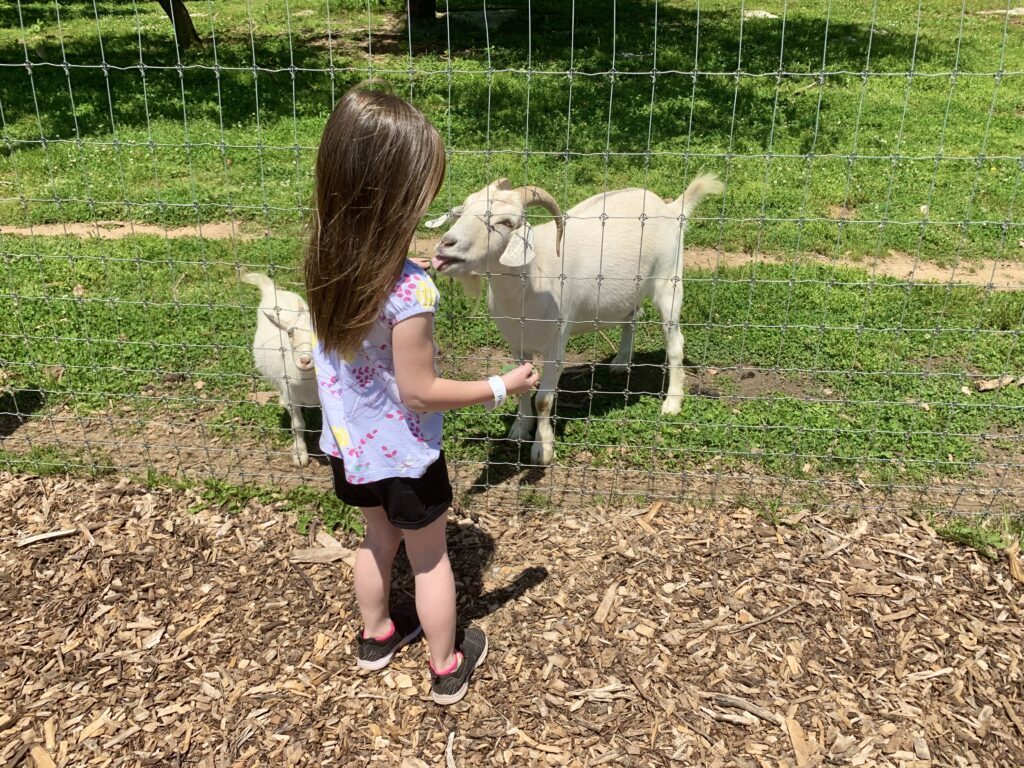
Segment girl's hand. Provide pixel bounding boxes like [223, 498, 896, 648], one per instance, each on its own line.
[501, 363, 540, 395]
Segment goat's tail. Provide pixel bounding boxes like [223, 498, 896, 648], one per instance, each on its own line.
[239, 269, 275, 297]
[672, 173, 724, 219]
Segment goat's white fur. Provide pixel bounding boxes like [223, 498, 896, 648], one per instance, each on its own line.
[432, 174, 723, 465]
[241, 271, 318, 467]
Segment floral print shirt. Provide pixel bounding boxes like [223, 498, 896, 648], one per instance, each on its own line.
[314, 261, 442, 484]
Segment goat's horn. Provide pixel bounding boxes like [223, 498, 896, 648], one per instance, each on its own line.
[514, 186, 563, 258]
[490, 178, 513, 191]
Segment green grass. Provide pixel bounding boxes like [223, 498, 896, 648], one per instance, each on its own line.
[935, 514, 1024, 560]
[1, 2, 1021, 498]
[0, 441, 360, 532]
[1, 1, 1022, 263]
[0, 442, 114, 476]
[190, 476, 360, 534]
[2, 231, 1022, 483]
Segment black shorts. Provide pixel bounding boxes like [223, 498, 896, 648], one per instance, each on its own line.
[329, 452, 453, 530]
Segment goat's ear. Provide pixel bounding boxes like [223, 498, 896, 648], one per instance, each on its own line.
[263, 309, 288, 331]
[489, 178, 512, 192]
[498, 221, 535, 268]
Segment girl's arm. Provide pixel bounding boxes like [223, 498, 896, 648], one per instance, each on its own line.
[392, 314, 537, 412]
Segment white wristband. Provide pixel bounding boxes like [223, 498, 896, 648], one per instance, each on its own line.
[485, 375, 507, 411]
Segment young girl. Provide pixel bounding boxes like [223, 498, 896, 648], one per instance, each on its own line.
[305, 84, 538, 706]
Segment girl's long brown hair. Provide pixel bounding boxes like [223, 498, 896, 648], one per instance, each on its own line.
[305, 84, 446, 356]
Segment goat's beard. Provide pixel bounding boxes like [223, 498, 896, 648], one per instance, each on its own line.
[453, 272, 483, 300]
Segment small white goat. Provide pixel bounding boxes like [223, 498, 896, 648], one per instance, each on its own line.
[241, 271, 318, 466]
[427, 175, 723, 465]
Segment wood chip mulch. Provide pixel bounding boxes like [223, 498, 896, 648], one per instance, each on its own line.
[2, 471, 1022, 767]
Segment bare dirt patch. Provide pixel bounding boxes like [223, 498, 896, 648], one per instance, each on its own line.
[685, 247, 1024, 291]
[411, 238, 1024, 291]
[690, 366, 819, 400]
[3, 223, 1021, 289]
[828, 204, 857, 221]
[2, 471, 1022, 766]
[0, 220, 258, 241]
[4, 400, 1024, 518]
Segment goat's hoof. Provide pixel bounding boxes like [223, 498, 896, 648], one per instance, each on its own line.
[531, 441, 554, 466]
[609, 357, 631, 375]
[661, 396, 683, 415]
[507, 420, 533, 442]
[293, 453, 310, 467]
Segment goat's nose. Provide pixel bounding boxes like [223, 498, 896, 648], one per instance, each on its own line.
[298, 354, 312, 368]
[439, 234, 457, 249]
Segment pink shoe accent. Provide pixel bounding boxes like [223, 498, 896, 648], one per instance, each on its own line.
[430, 651, 463, 676]
[363, 620, 395, 642]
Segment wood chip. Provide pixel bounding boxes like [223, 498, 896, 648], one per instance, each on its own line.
[702, 692, 785, 726]
[642, 501, 664, 524]
[906, 667, 953, 682]
[912, 735, 930, 760]
[288, 546, 355, 565]
[29, 746, 57, 768]
[1, 472, 1021, 768]
[876, 607, 916, 623]
[78, 712, 109, 743]
[847, 582, 895, 597]
[785, 718, 812, 767]
[103, 725, 141, 749]
[593, 580, 619, 624]
[445, 730, 456, 768]
[16, 521, 109, 547]
[1001, 697, 1024, 737]
[175, 608, 223, 642]
[314, 530, 344, 548]
[1006, 539, 1023, 583]
[701, 707, 758, 726]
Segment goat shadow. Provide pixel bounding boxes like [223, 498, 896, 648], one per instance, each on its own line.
[278, 405, 330, 466]
[1, 388, 45, 441]
[386, 519, 549, 624]
[462, 349, 700, 491]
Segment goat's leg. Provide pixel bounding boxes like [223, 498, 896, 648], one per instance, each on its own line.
[654, 278, 686, 415]
[531, 340, 568, 466]
[610, 310, 637, 374]
[281, 388, 310, 467]
[506, 352, 536, 441]
[507, 393, 535, 442]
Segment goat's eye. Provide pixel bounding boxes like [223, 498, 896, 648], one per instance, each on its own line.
[494, 219, 515, 231]
[287, 328, 295, 336]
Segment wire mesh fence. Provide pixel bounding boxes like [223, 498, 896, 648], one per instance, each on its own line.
[1, 1, 1022, 520]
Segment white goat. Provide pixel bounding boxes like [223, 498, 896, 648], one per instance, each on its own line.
[427, 175, 723, 465]
[241, 271, 318, 467]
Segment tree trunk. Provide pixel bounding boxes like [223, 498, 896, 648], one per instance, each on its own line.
[156, 0, 201, 49]
[407, 0, 437, 22]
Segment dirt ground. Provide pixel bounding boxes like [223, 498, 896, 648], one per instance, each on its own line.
[2, 471, 1022, 768]
[6, 371, 1024, 519]
[3, 221, 1022, 289]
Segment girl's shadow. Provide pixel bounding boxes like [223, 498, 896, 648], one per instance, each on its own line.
[390, 521, 547, 623]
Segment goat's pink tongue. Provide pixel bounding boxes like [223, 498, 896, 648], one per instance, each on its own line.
[431, 256, 446, 270]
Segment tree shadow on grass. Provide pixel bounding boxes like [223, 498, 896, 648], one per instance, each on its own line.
[0, 0, 944, 160]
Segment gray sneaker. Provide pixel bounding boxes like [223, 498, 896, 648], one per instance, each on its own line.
[356, 607, 422, 671]
[430, 626, 488, 705]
